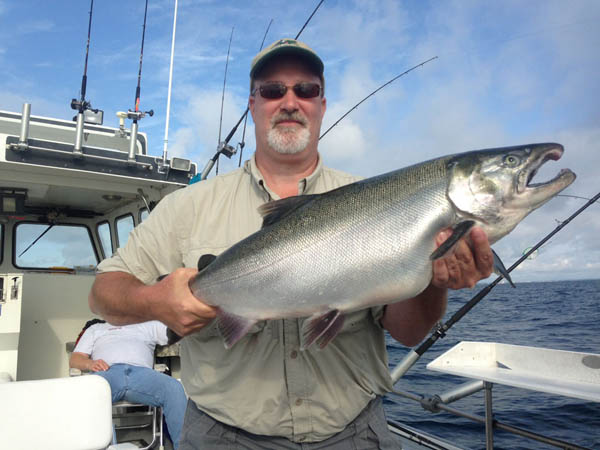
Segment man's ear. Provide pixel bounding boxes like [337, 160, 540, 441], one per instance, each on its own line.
[248, 95, 256, 118]
[320, 96, 327, 119]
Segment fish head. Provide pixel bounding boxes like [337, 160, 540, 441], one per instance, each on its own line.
[447, 143, 576, 243]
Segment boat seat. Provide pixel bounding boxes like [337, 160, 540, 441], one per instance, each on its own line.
[0, 375, 113, 450]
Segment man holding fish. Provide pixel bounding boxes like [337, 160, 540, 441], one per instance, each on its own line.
[89, 38, 523, 448]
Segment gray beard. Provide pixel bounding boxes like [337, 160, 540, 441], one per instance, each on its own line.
[267, 126, 311, 155]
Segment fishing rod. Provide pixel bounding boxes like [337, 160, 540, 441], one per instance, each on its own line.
[71, 0, 94, 115]
[126, 0, 154, 164]
[197, 0, 325, 181]
[391, 190, 600, 383]
[215, 27, 235, 176]
[238, 18, 274, 168]
[319, 56, 438, 140]
[71, 0, 103, 155]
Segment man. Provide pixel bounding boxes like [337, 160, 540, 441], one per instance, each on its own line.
[70, 320, 187, 449]
[89, 39, 493, 448]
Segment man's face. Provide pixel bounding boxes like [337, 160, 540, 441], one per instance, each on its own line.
[249, 58, 326, 156]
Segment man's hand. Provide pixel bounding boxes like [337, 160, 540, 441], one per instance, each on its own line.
[431, 226, 493, 290]
[150, 268, 218, 337]
[89, 359, 110, 372]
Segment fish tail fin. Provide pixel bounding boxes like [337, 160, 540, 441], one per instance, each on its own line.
[216, 310, 258, 349]
[492, 249, 516, 288]
[300, 309, 344, 351]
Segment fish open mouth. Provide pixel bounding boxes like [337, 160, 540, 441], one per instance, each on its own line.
[520, 144, 576, 198]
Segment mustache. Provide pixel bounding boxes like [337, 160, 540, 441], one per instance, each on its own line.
[271, 111, 308, 127]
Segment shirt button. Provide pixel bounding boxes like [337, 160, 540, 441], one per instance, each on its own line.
[295, 398, 303, 406]
[290, 350, 298, 359]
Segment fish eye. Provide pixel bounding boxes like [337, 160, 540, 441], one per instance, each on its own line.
[504, 154, 520, 167]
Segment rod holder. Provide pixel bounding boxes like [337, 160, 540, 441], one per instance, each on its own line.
[73, 112, 85, 157]
[128, 121, 139, 163]
[18, 103, 31, 149]
[390, 350, 420, 384]
[436, 380, 485, 404]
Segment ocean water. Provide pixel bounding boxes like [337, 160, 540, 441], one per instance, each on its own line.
[384, 279, 600, 450]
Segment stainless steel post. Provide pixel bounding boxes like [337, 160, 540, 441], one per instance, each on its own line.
[18, 103, 31, 149]
[484, 381, 494, 450]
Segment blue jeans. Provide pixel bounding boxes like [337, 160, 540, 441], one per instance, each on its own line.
[95, 363, 187, 449]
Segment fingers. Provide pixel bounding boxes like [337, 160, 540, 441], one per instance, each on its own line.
[156, 268, 218, 337]
[432, 226, 493, 290]
[469, 227, 494, 278]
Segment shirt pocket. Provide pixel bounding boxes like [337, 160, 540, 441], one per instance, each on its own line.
[339, 309, 373, 334]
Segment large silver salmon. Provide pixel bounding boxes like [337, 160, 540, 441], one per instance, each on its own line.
[189, 143, 575, 349]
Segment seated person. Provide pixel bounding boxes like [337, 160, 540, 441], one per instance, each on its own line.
[70, 319, 186, 449]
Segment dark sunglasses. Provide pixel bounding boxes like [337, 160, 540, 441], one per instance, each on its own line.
[253, 82, 322, 100]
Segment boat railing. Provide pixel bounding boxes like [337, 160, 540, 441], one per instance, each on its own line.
[387, 341, 598, 450]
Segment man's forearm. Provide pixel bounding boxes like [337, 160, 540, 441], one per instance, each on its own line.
[69, 352, 92, 371]
[89, 271, 157, 325]
[381, 284, 447, 347]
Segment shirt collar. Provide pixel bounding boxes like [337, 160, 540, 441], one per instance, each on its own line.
[244, 153, 324, 199]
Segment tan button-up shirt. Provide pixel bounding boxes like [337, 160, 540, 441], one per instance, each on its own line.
[97, 154, 394, 442]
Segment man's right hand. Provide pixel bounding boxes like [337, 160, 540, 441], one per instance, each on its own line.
[89, 269, 218, 336]
[89, 358, 110, 372]
[150, 268, 218, 337]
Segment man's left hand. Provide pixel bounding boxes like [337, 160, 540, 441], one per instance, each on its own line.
[431, 226, 494, 290]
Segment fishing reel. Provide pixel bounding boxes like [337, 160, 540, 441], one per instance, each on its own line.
[127, 109, 154, 121]
[217, 141, 237, 159]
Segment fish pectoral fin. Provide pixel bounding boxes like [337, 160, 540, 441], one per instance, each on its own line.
[258, 195, 319, 228]
[300, 309, 343, 351]
[197, 254, 217, 271]
[315, 314, 346, 349]
[492, 249, 516, 288]
[430, 220, 476, 260]
[216, 310, 258, 349]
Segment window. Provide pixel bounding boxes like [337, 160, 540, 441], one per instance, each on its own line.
[139, 208, 149, 223]
[15, 223, 97, 270]
[115, 214, 134, 248]
[0, 223, 3, 264]
[96, 221, 113, 260]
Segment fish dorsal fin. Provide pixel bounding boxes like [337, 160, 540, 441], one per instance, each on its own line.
[258, 195, 318, 228]
[300, 309, 344, 350]
[216, 309, 257, 349]
[197, 254, 217, 271]
[430, 220, 475, 260]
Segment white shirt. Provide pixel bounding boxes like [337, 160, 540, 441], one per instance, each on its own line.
[74, 321, 168, 369]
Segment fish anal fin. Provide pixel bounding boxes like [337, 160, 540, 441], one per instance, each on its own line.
[198, 254, 217, 271]
[300, 309, 341, 351]
[492, 249, 516, 288]
[315, 314, 346, 349]
[258, 195, 318, 228]
[216, 309, 257, 349]
[430, 220, 476, 260]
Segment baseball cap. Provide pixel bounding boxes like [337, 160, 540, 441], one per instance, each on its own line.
[250, 38, 324, 81]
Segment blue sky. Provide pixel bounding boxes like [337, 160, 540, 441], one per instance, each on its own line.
[1, 0, 599, 282]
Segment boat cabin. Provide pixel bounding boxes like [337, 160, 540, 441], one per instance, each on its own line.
[0, 104, 196, 383]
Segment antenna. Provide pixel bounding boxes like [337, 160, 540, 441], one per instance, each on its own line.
[126, 0, 154, 164]
[161, 0, 179, 168]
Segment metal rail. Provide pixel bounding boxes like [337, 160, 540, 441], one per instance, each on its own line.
[389, 389, 591, 450]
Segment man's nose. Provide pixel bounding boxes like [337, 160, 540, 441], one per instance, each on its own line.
[279, 88, 299, 113]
